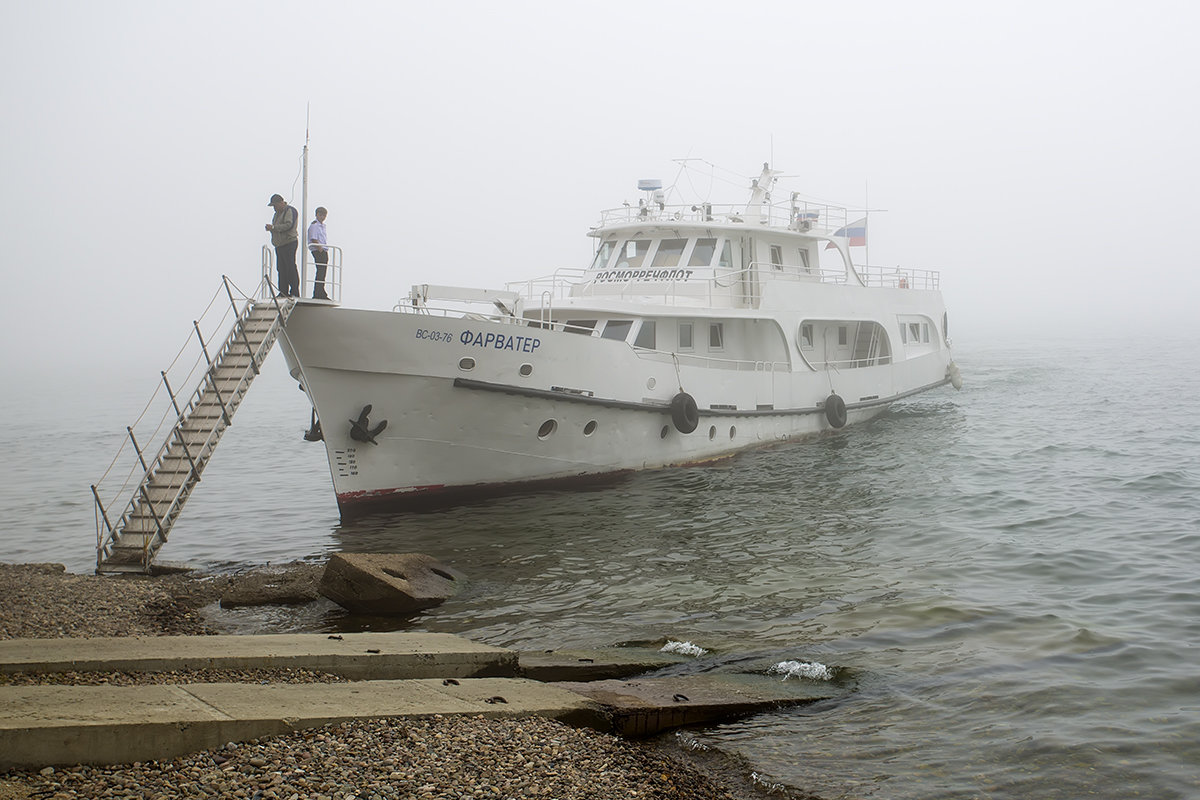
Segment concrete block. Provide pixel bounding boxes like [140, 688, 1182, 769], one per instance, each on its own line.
[319, 553, 462, 615]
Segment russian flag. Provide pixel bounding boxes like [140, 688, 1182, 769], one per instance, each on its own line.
[826, 217, 867, 248]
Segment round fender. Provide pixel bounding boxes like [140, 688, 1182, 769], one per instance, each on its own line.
[948, 361, 963, 390]
[669, 392, 699, 434]
[824, 393, 847, 429]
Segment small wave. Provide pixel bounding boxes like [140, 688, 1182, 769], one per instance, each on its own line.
[768, 660, 833, 681]
[661, 640, 708, 656]
[1120, 470, 1198, 491]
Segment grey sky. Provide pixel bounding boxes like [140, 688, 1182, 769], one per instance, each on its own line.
[3, 0, 1198, 379]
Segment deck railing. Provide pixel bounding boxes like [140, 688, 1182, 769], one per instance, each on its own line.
[597, 200, 854, 233]
[261, 244, 345, 301]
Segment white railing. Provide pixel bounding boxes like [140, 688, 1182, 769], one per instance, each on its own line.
[857, 264, 941, 290]
[807, 355, 894, 371]
[596, 200, 855, 233]
[637, 348, 791, 374]
[261, 244, 345, 302]
[504, 269, 587, 303]
[399, 262, 941, 327]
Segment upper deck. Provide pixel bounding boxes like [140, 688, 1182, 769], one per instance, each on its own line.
[593, 196, 852, 239]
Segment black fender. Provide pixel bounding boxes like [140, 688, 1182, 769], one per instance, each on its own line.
[669, 392, 699, 434]
[824, 393, 847, 429]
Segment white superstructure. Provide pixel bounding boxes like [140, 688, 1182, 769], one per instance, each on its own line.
[278, 164, 959, 517]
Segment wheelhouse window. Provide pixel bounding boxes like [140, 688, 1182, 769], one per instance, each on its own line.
[688, 238, 718, 266]
[709, 323, 724, 350]
[651, 239, 687, 267]
[798, 249, 811, 272]
[679, 322, 694, 350]
[617, 240, 651, 269]
[633, 320, 656, 349]
[601, 320, 634, 341]
[564, 319, 597, 335]
[718, 240, 733, 268]
[770, 245, 783, 270]
[589, 241, 616, 271]
[838, 326, 847, 346]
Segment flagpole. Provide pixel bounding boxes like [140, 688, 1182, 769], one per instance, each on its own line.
[864, 181, 869, 273]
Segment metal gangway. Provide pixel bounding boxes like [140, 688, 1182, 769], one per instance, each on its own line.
[92, 276, 297, 573]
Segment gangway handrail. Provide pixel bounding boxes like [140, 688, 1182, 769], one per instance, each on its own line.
[94, 273, 291, 571]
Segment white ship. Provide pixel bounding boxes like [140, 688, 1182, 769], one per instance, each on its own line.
[279, 163, 960, 518]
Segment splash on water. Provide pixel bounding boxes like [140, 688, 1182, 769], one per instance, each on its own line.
[661, 640, 708, 656]
[767, 659, 833, 681]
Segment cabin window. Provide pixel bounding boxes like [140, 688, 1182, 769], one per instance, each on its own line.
[922, 323, 930, 343]
[590, 241, 616, 271]
[800, 324, 813, 349]
[770, 245, 783, 270]
[618, 240, 651, 269]
[899, 324, 907, 344]
[679, 322, 694, 350]
[633, 320, 656, 349]
[838, 326, 847, 346]
[718, 240, 733, 268]
[709, 323, 724, 350]
[652, 239, 687, 267]
[909, 322, 921, 342]
[564, 319, 597, 335]
[601, 320, 634, 341]
[689, 238, 718, 266]
[798, 249, 811, 272]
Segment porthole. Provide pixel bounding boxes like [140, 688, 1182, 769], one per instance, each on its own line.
[458, 357, 476, 371]
[660, 425, 670, 439]
[519, 363, 533, 377]
[583, 420, 598, 436]
[729, 426, 736, 439]
[646, 377, 656, 389]
[708, 425, 717, 440]
[537, 419, 557, 440]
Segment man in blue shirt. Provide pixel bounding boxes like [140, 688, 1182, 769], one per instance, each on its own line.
[308, 206, 329, 300]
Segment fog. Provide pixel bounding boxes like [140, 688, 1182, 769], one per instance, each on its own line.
[3, 0, 1198, 382]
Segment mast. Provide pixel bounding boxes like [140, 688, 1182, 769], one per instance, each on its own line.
[301, 106, 310, 292]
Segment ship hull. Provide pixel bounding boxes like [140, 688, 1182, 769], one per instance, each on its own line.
[279, 304, 950, 517]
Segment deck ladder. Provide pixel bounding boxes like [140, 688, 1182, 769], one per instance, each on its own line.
[92, 276, 296, 574]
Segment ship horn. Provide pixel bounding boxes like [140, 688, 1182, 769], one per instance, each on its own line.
[349, 404, 389, 445]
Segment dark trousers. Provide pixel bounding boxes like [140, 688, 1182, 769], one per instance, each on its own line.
[275, 240, 300, 297]
[312, 249, 329, 299]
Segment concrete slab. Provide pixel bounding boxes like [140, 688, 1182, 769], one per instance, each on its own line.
[518, 648, 691, 682]
[0, 678, 606, 769]
[557, 673, 843, 737]
[0, 632, 516, 680]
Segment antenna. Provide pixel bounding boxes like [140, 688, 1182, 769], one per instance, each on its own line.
[301, 104, 310, 290]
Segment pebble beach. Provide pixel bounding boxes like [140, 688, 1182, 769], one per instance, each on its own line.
[0, 563, 790, 800]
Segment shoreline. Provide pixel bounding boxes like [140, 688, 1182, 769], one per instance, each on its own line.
[0, 563, 807, 800]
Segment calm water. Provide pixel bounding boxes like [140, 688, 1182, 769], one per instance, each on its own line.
[3, 334, 1199, 799]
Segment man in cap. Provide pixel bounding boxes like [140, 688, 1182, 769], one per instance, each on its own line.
[265, 194, 300, 297]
